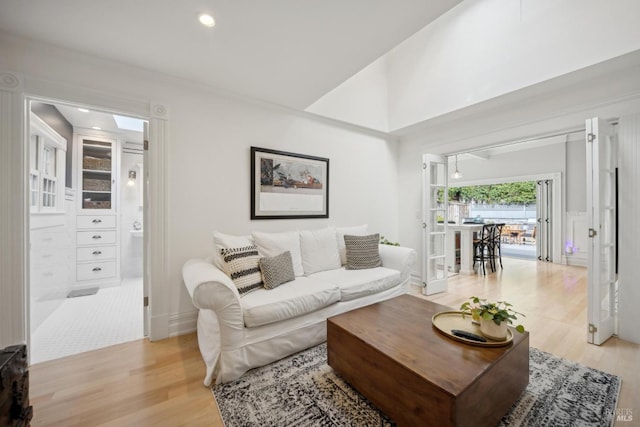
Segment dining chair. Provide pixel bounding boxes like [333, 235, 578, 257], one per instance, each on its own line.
[490, 223, 505, 269]
[473, 224, 495, 275]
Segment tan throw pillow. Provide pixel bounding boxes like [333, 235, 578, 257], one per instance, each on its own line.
[259, 251, 295, 290]
[220, 245, 263, 295]
[344, 233, 382, 270]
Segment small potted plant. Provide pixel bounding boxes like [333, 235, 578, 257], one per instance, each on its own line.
[460, 296, 525, 340]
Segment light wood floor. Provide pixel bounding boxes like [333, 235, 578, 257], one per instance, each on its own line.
[29, 258, 639, 426]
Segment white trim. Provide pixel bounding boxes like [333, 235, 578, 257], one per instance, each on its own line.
[168, 310, 198, 337]
[147, 115, 170, 341]
[0, 78, 27, 349]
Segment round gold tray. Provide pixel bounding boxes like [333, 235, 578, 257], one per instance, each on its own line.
[431, 311, 514, 347]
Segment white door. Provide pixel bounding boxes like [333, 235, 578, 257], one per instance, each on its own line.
[586, 117, 617, 345]
[422, 154, 448, 295]
[535, 179, 552, 262]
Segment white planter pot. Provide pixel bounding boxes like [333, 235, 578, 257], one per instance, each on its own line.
[480, 318, 508, 340]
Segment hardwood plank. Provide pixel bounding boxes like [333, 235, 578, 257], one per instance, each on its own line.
[413, 258, 640, 426]
[29, 258, 638, 425]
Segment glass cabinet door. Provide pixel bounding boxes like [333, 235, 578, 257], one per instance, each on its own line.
[80, 138, 115, 211]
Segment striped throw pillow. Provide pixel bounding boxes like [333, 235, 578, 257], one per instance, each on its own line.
[221, 245, 263, 295]
[344, 234, 382, 270]
[259, 251, 295, 289]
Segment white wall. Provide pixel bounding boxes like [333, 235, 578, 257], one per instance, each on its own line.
[565, 136, 587, 213]
[306, 56, 389, 132]
[450, 143, 566, 185]
[387, 0, 640, 130]
[618, 114, 640, 343]
[120, 150, 143, 278]
[0, 33, 400, 337]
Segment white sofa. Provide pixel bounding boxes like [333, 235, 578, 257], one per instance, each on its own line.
[182, 226, 417, 386]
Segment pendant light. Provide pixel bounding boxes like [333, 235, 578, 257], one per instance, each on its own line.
[452, 155, 462, 179]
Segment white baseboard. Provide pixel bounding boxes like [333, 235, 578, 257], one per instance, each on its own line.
[562, 255, 588, 267]
[169, 310, 197, 337]
[149, 313, 170, 341]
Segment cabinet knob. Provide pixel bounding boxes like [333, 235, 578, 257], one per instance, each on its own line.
[92, 250, 102, 255]
[92, 267, 102, 272]
[92, 235, 102, 240]
[92, 219, 102, 224]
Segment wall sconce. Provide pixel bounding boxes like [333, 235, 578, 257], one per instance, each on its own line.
[127, 170, 136, 186]
[451, 155, 462, 179]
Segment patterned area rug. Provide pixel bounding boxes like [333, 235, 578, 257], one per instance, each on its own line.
[213, 343, 621, 427]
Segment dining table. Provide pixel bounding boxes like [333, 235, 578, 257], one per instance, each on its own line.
[446, 223, 484, 275]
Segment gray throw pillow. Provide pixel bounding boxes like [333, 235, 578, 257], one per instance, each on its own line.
[259, 251, 295, 289]
[344, 233, 382, 270]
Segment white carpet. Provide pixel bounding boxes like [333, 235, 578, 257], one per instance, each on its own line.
[30, 278, 144, 364]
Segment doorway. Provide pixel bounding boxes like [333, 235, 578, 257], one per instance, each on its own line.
[27, 98, 147, 363]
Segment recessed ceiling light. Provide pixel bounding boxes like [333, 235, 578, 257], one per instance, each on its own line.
[92, 126, 101, 130]
[78, 108, 90, 113]
[198, 13, 215, 28]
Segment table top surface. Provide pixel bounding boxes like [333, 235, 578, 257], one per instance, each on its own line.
[447, 224, 485, 231]
[327, 294, 529, 395]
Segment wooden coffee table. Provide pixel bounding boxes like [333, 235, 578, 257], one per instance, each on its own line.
[327, 295, 529, 427]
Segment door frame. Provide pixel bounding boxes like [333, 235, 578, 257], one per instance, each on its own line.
[0, 71, 170, 351]
[26, 95, 149, 351]
[447, 172, 562, 264]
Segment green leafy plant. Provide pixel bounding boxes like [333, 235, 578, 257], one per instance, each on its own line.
[460, 296, 525, 333]
[379, 235, 400, 246]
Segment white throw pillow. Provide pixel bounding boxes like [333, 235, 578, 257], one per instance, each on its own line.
[336, 224, 369, 265]
[252, 230, 304, 276]
[299, 227, 341, 275]
[213, 231, 254, 270]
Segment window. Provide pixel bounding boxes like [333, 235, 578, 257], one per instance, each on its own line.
[30, 113, 67, 213]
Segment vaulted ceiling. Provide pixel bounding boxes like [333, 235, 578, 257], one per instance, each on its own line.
[0, 0, 461, 110]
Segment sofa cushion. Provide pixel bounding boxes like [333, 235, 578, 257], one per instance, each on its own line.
[336, 224, 368, 265]
[299, 227, 341, 275]
[220, 245, 263, 295]
[252, 230, 304, 277]
[309, 267, 401, 302]
[344, 233, 382, 270]
[213, 231, 254, 270]
[241, 277, 340, 327]
[259, 251, 295, 289]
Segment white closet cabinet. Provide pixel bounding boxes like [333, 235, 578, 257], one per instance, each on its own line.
[76, 135, 120, 285]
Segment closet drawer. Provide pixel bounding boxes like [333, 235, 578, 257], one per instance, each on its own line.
[77, 230, 116, 245]
[77, 261, 117, 281]
[31, 249, 68, 268]
[77, 215, 116, 229]
[31, 262, 69, 286]
[77, 246, 117, 261]
[31, 228, 73, 249]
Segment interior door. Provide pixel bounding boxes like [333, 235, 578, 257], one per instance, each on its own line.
[422, 154, 448, 295]
[586, 117, 617, 345]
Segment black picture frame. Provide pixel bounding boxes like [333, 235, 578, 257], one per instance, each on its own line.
[251, 146, 329, 219]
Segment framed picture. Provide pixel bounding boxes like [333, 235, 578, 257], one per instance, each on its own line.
[251, 146, 329, 219]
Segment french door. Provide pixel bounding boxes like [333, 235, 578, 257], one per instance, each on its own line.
[422, 154, 448, 295]
[586, 117, 617, 345]
[535, 179, 553, 262]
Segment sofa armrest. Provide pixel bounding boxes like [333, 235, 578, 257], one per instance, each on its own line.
[378, 244, 417, 278]
[183, 258, 242, 312]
